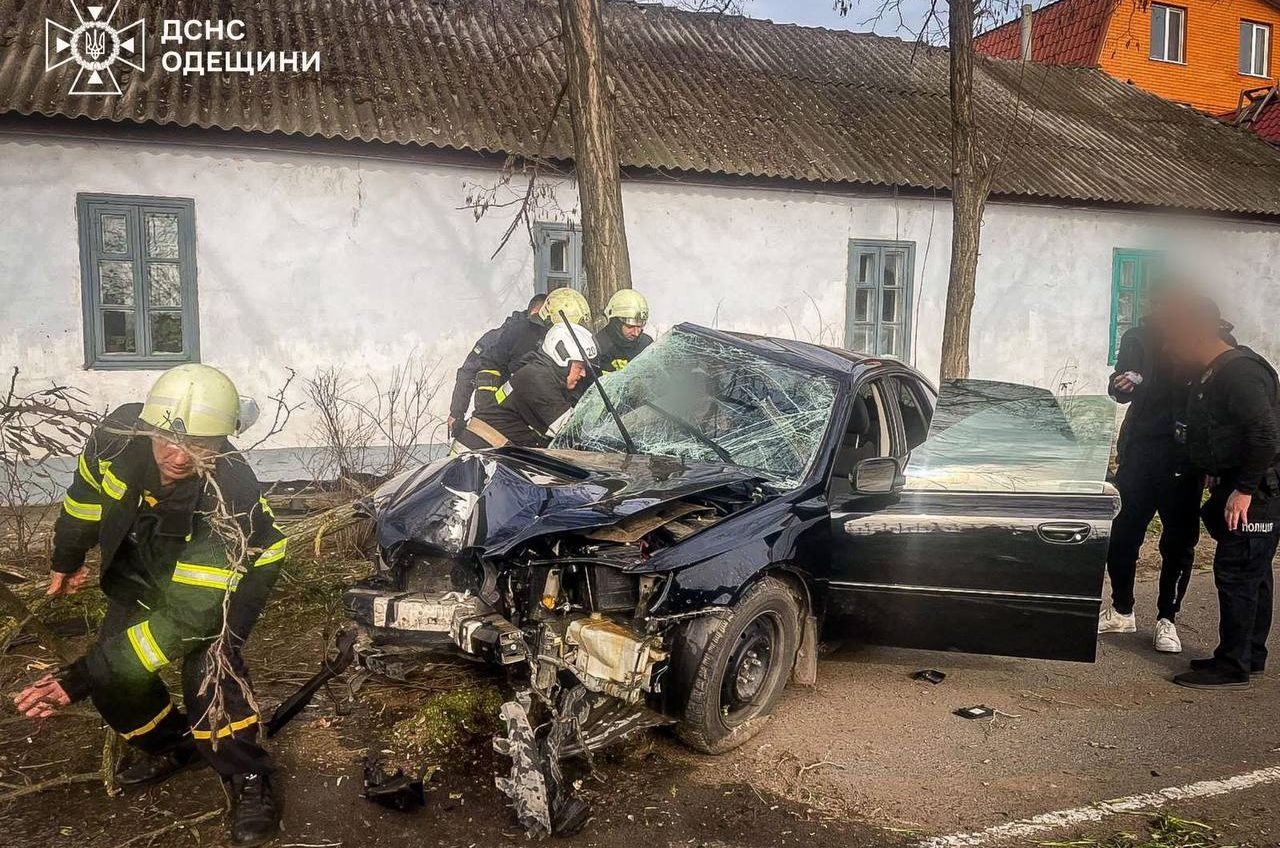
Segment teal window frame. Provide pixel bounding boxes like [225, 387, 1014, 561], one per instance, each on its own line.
[846, 239, 916, 361]
[533, 222, 585, 295]
[1109, 249, 1161, 365]
[76, 193, 200, 370]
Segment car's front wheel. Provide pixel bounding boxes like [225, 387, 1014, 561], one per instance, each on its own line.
[673, 576, 802, 754]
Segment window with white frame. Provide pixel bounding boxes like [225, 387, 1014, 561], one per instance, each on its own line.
[846, 240, 915, 360]
[1240, 20, 1271, 77]
[533, 222, 585, 294]
[1150, 4, 1186, 63]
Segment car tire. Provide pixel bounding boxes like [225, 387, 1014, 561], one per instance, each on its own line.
[674, 576, 802, 755]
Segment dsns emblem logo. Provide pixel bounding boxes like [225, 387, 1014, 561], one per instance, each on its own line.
[45, 2, 145, 96]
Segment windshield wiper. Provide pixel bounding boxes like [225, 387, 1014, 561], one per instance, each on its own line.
[640, 399, 734, 464]
[558, 309, 637, 454]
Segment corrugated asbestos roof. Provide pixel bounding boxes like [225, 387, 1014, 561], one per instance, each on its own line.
[975, 0, 1115, 66]
[3, 0, 1280, 216]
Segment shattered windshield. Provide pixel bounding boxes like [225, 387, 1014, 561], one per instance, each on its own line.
[553, 329, 838, 486]
[905, 380, 1117, 494]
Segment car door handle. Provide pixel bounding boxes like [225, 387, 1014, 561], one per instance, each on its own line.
[1037, 521, 1092, 545]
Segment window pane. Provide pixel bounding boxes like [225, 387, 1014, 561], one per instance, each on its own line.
[150, 312, 184, 354]
[102, 310, 136, 353]
[881, 324, 902, 357]
[1242, 23, 1254, 73]
[147, 263, 182, 307]
[883, 252, 904, 287]
[849, 324, 873, 353]
[98, 260, 135, 305]
[1168, 9, 1183, 61]
[854, 288, 872, 322]
[1120, 259, 1136, 287]
[549, 239, 569, 273]
[1117, 290, 1134, 324]
[857, 253, 875, 284]
[1256, 26, 1269, 75]
[146, 213, 180, 259]
[882, 287, 900, 323]
[101, 214, 128, 254]
[1151, 6, 1167, 59]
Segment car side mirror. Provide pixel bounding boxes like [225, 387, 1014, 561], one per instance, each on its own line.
[851, 457, 904, 495]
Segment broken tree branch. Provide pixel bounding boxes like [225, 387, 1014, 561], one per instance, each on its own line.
[0, 771, 100, 804]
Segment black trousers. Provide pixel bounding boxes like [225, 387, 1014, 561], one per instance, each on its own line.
[94, 600, 274, 778]
[1202, 487, 1280, 675]
[1106, 442, 1202, 620]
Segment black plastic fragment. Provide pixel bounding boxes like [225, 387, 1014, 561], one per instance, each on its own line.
[912, 669, 946, 684]
[361, 758, 427, 812]
[953, 705, 995, 720]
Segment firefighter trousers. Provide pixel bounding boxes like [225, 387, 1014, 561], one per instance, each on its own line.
[94, 599, 274, 778]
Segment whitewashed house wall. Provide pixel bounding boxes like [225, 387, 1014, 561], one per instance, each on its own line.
[3, 129, 1278, 451]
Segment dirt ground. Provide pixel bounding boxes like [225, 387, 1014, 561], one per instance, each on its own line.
[3, 535, 1280, 848]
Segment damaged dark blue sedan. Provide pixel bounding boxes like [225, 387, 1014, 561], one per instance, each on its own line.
[344, 324, 1119, 834]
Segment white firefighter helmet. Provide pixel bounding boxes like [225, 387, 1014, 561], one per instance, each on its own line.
[542, 322, 598, 368]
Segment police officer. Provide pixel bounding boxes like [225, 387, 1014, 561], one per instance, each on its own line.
[447, 293, 546, 438]
[1160, 296, 1280, 690]
[456, 322, 598, 450]
[472, 287, 591, 414]
[597, 289, 653, 372]
[1098, 289, 1201, 653]
[13, 365, 287, 846]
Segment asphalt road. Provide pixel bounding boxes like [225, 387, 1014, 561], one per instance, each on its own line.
[684, 564, 1280, 845]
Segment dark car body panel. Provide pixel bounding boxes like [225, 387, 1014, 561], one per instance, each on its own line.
[353, 323, 1118, 674]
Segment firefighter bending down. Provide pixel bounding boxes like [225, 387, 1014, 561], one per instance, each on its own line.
[13, 364, 286, 848]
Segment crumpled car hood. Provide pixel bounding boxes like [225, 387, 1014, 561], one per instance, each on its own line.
[368, 447, 763, 558]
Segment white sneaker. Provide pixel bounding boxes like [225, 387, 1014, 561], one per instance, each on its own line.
[1154, 618, 1182, 653]
[1098, 607, 1137, 634]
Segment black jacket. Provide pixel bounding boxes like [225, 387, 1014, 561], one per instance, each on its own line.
[475, 354, 583, 447]
[448, 310, 523, 421]
[1109, 323, 1192, 458]
[52, 404, 286, 700]
[473, 314, 548, 411]
[597, 319, 653, 373]
[1185, 346, 1280, 497]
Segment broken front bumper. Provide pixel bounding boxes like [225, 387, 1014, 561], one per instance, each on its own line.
[343, 585, 526, 665]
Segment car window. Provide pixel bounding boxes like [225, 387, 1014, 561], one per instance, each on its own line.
[905, 379, 1116, 494]
[829, 380, 892, 497]
[892, 378, 930, 451]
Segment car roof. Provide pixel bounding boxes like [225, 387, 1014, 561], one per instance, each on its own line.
[675, 322, 933, 387]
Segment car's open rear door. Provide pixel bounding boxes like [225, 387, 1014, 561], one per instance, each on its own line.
[826, 380, 1120, 662]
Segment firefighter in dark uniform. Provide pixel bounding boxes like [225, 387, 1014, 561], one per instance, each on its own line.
[446, 293, 546, 438]
[596, 289, 653, 373]
[1160, 297, 1280, 690]
[471, 287, 591, 414]
[13, 365, 287, 846]
[455, 322, 598, 450]
[1098, 291, 1202, 653]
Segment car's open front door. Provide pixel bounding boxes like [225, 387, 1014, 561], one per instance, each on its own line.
[826, 380, 1120, 662]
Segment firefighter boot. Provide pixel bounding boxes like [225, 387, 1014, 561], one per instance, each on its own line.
[227, 773, 281, 848]
[116, 739, 201, 786]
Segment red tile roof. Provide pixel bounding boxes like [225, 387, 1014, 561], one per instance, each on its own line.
[976, 0, 1117, 66]
[1222, 86, 1280, 144]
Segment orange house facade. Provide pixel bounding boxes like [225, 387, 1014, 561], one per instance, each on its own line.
[977, 0, 1280, 113]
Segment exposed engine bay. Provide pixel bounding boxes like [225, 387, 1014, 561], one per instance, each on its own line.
[343, 447, 769, 835]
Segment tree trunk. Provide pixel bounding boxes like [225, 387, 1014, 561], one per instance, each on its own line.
[559, 0, 633, 318]
[939, 0, 988, 382]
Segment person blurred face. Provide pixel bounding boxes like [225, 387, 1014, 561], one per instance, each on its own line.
[620, 321, 645, 341]
[1156, 295, 1218, 368]
[150, 434, 218, 485]
[566, 361, 587, 391]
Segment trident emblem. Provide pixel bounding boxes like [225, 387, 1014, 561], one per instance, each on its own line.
[45, 1, 145, 96]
